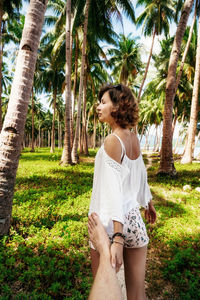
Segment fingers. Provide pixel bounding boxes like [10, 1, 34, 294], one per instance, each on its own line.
[110, 244, 123, 273]
[151, 211, 156, 224]
[145, 207, 157, 224]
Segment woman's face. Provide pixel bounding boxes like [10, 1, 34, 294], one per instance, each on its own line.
[97, 91, 114, 124]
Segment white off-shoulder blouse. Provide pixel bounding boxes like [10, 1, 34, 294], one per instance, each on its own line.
[89, 133, 152, 235]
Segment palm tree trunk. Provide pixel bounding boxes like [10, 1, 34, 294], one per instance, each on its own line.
[172, 107, 178, 136]
[72, 32, 79, 125]
[61, 0, 72, 164]
[138, 27, 156, 102]
[50, 88, 56, 153]
[181, 14, 200, 164]
[0, 0, 47, 235]
[174, 0, 197, 94]
[31, 87, 35, 152]
[39, 124, 41, 148]
[153, 125, 158, 152]
[93, 114, 96, 149]
[82, 68, 89, 155]
[158, 0, 194, 176]
[48, 130, 50, 147]
[58, 114, 61, 149]
[173, 111, 185, 154]
[0, 5, 3, 132]
[72, 0, 90, 163]
[41, 128, 43, 147]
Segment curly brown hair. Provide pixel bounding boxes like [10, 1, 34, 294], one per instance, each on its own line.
[98, 84, 139, 129]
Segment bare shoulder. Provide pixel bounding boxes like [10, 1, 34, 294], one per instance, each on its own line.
[104, 134, 122, 164]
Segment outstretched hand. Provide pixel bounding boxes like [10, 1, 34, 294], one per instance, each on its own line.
[145, 203, 156, 224]
[110, 242, 123, 273]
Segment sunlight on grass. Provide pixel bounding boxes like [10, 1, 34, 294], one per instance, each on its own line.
[0, 149, 199, 299]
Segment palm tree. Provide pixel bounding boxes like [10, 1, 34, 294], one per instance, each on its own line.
[61, 0, 72, 165]
[136, 0, 175, 101]
[174, 0, 198, 94]
[71, 0, 90, 164]
[38, 41, 65, 153]
[181, 4, 200, 163]
[0, 0, 21, 132]
[0, 0, 48, 236]
[158, 0, 194, 176]
[108, 33, 143, 85]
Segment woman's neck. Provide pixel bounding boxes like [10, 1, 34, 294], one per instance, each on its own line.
[111, 124, 129, 135]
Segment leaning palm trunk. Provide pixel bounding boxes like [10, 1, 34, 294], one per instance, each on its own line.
[175, 1, 197, 94]
[61, 0, 72, 164]
[0, 0, 47, 235]
[181, 14, 200, 164]
[158, 0, 194, 176]
[0, 5, 3, 132]
[72, 0, 90, 163]
[138, 27, 156, 102]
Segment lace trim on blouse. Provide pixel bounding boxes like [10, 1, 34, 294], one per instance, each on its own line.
[102, 146, 122, 173]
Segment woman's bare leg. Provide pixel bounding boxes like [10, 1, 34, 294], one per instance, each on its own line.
[123, 246, 147, 300]
[88, 213, 123, 300]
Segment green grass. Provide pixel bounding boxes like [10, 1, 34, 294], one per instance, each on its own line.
[0, 149, 199, 299]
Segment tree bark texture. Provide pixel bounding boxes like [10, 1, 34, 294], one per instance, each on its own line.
[137, 27, 156, 102]
[0, 0, 47, 235]
[159, 0, 194, 175]
[31, 88, 35, 152]
[82, 69, 89, 155]
[72, 32, 79, 125]
[181, 13, 200, 163]
[0, 5, 3, 132]
[61, 0, 72, 164]
[50, 87, 56, 153]
[72, 0, 90, 163]
[174, 0, 197, 94]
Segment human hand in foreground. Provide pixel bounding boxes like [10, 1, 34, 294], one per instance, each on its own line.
[110, 241, 123, 273]
[145, 201, 156, 224]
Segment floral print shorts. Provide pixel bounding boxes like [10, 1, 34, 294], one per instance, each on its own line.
[89, 206, 149, 250]
[122, 206, 149, 248]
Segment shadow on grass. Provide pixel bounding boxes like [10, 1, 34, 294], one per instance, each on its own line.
[20, 148, 97, 162]
[145, 189, 200, 300]
[15, 169, 93, 194]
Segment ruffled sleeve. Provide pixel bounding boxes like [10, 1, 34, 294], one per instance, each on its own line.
[98, 148, 129, 226]
[136, 159, 152, 208]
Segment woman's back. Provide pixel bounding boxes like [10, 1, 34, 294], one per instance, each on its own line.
[111, 130, 140, 161]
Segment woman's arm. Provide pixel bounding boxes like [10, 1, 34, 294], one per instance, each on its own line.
[104, 135, 124, 272]
[111, 221, 124, 273]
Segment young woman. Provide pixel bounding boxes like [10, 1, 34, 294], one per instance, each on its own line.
[88, 84, 156, 300]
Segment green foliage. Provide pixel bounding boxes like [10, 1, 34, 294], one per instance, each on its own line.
[144, 154, 200, 299]
[0, 150, 199, 299]
[163, 247, 200, 300]
[0, 149, 93, 299]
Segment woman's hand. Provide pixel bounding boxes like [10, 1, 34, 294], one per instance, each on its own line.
[110, 242, 123, 273]
[145, 202, 156, 224]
